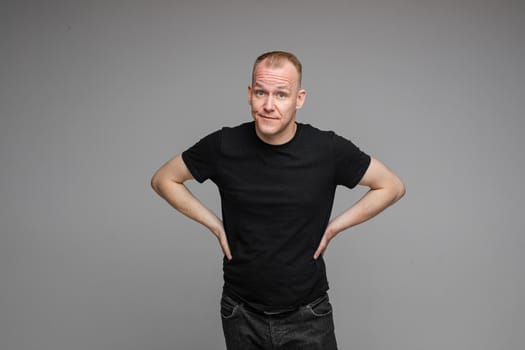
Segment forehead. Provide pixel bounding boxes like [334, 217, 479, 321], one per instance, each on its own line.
[253, 61, 299, 88]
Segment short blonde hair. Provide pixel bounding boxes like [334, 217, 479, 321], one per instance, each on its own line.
[252, 51, 303, 86]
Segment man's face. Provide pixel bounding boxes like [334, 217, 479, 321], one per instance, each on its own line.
[248, 60, 306, 145]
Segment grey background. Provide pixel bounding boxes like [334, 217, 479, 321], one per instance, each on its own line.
[2, 0, 524, 349]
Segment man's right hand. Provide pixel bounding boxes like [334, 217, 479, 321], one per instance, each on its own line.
[151, 154, 232, 260]
[214, 226, 232, 261]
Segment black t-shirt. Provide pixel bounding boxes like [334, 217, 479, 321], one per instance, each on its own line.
[182, 122, 371, 312]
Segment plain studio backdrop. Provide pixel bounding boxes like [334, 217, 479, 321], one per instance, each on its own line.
[1, 0, 524, 349]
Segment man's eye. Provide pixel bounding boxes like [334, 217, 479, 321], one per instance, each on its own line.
[277, 92, 287, 99]
[255, 90, 265, 96]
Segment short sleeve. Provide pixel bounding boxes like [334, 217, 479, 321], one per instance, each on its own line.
[332, 132, 371, 188]
[181, 130, 222, 183]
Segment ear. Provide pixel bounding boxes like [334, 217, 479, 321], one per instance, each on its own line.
[247, 85, 252, 105]
[296, 89, 306, 109]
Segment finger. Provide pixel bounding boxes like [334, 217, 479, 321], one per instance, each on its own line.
[219, 235, 233, 260]
[222, 244, 232, 261]
[313, 241, 326, 260]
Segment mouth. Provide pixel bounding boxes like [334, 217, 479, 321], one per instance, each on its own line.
[258, 114, 279, 120]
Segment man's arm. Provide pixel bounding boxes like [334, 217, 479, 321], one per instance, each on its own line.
[150, 154, 232, 260]
[313, 158, 405, 259]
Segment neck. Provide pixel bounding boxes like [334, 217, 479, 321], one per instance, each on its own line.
[255, 122, 297, 145]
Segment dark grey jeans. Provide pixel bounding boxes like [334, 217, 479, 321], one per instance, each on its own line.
[220, 293, 338, 350]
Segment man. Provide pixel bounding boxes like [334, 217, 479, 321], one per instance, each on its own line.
[151, 51, 405, 349]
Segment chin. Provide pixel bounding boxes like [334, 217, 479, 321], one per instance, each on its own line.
[255, 120, 279, 134]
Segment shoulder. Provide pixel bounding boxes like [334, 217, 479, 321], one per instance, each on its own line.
[297, 123, 338, 147]
[301, 123, 363, 146]
[221, 122, 257, 153]
[221, 121, 254, 137]
[299, 123, 369, 161]
[298, 123, 338, 137]
[190, 122, 252, 147]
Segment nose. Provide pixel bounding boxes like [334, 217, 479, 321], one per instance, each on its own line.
[263, 94, 274, 112]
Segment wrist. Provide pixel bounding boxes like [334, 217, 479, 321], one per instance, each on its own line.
[324, 224, 338, 240]
[208, 219, 224, 238]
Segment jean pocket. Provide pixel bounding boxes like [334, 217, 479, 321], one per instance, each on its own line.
[220, 294, 241, 319]
[306, 294, 333, 317]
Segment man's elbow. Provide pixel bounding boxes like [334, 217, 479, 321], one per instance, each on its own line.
[150, 174, 163, 195]
[150, 172, 171, 196]
[392, 176, 406, 202]
[150, 171, 186, 197]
